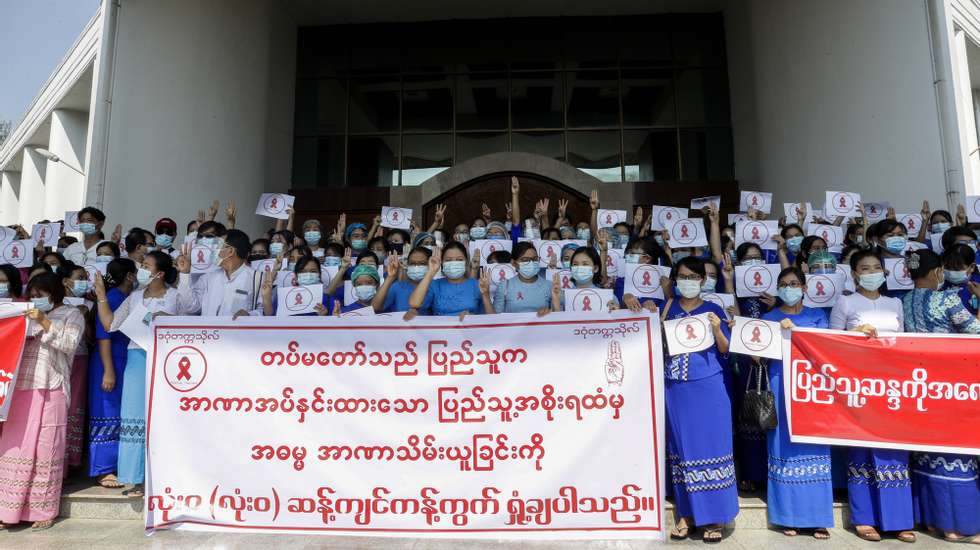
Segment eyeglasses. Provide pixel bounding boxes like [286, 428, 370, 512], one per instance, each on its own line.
[777, 281, 802, 289]
[521, 257, 541, 263]
[676, 275, 703, 281]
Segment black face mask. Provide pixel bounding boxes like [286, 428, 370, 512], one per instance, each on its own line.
[248, 253, 268, 262]
[389, 242, 405, 255]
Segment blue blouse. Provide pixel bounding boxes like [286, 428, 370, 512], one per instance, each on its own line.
[664, 300, 730, 382]
[761, 306, 828, 372]
[96, 288, 130, 354]
[425, 278, 484, 316]
[383, 280, 431, 314]
[902, 288, 980, 334]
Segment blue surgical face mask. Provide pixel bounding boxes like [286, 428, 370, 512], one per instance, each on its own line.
[286, 262, 296, 271]
[858, 272, 886, 292]
[297, 272, 320, 286]
[571, 265, 594, 284]
[96, 255, 113, 264]
[884, 235, 907, 255]
[945, 269, 969, 285]
[625, 253, 641, 264]
[785, 236, 803, 253]
[487, 234, 505, 240]
[155, 234, 173, 248]
[653, 235, 665, 248]
[31, 296, 53, 312]
[406, 265, 428, 282]
[199, 236, 219, 248]
[701, 276, 717, 293]
[442, 260, 466, 279]
[304, 231, 321, 246]
[324, 256, 341, 267]
[612, 234, 629, 249]
[931, 222, 951, 234]
[78, 222, 98, 236]
[136, 268, 154, 287]
[455, 232, 469, 243]
[470, 226, 487, 239]
[0, 283, 8, 297]
[518, 261, 539, 279]
[71, 280, 90, 297]
[562, 260, 572, 270]
[350, 238, 367, 250]
[269, 242, 284, 256]
[354, 284, 377, 301]
[741, 258, 764, 267]
[778, 286, 804, 306]
[576, 228, 591, 241]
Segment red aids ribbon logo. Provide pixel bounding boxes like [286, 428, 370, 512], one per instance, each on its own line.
[821, 230, 829, 241]
[807, 275, 836, 305]
[605, 214, 613, 224]
[751, 194, 759, 207]
[753, 272, 763, 286]
[750, 326, 761, 343]
[197, 250, 205, 263]
[270, 197, 278, 209]
[263, 194, 285, 214]
[816, 281, 826, 296]
[561, 275, 570, 288]
[839, 195, 847, 208]
[517, 292, 524, 301]
[665, 211, 673, 220]
[869, 205, 877, 215]
[39, 227, 47, 240]
[582, 296, 592, 311]
[742, 266, 772, 295]
[572, 289, 603, 312]
[391, 210, 399, 222]
[498, 269, 506, 282]
[7, 243, 19, 260]
[673, 220, 696, 245]
[685, 324, 697, 340]
[739, 320, 772, 352]
[901, 262, 909, 280]
[680, 225, 689, 238]
[631, 265, 659, 294]
[164, 346, 207, 392]
[295, 292, 304, 305]
[285, 287, 313, 312]
[642, 271, 652, 286]
[675, 317, 708, 349]
[547, 247, 556, 262]
[907, 217, 915, 230]
[751, 226, 760, 240]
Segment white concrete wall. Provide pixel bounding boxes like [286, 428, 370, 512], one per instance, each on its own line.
[0, 172, 21, 226]
[96, 0, 296, 238]
[18, 149, 47, 227]
[726, 0, 950, 213]
[44, 109, 90, 220]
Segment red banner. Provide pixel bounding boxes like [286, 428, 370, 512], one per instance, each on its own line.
[787, 328, 980, 454]
[0, 313, 28, 421]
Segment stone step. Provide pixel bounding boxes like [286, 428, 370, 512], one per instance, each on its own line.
[59, 480, 851, 530]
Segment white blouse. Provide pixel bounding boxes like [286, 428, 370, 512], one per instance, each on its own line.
[110, 287, 191, 349]
[829, 291, 904, 332]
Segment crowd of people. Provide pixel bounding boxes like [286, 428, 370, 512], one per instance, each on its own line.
[0, 178, 977, 543]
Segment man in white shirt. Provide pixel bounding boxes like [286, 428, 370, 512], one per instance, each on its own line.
[176, 229, 261, 317]
[63, 207, 108, 266]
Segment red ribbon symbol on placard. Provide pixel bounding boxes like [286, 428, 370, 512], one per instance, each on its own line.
[489, 244, 497, 253]
[680, 224, 689, 238]
[751, 195, 758, 206]
[907, 218, 916, 230]
[642, 271, 652, 286]
[498, 270, 506, 282]
[902, 264, 909, 279]
[197, 250, 205, 263]
[177, 357, 191, 381]
[665, 212, 673, 220]
[751, 226, 760, 240]
[40, 228, 47, 239]
[295, 292, 304, 305]
[9, 246, 18, 259]
[391, 210, 399, 222]
[686, 324, 697, 340]
[870, 205, 877, 214]
[839, 195, 847, 208]
[562, 276, 570, 288]
[751, 326, 761, 343]
[816, 281, 826, 296]
[753, 272, 763, 286]
[517, 292, 524, 300]
[821, 230, 829, 241]
[582, 296, 592, 311]
[270, 197, 278, 209]
[547, 247, 556, 261]
[605, 214, 613, 224]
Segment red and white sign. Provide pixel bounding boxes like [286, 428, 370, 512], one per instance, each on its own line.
[64, 210, 81, 232]
[277, 271, 299, 290]
[190, 243, 220, 274]
[786, 328, 980, 454]
[898, 213, 922, 235]
[739, 191, 772, 214]
[667, 218, 707, 249]
[532, 240, 562, 268]
[805, 224, 845, 253]
[803, 272, 845, 308]
[728, 213, 749, 226]
[546, 269, 574, 290]
[623, 264, 669, 301]
[650, 206, 689, 231]
[0, 309, 28, 421]
[597, 209, 627, 228]
[277, 284, 321, 316]
[563, 288, 615, 312]
[834, 264, 857, 294]
[735, 220, 778, 250]
[1, 240, 33, 268]
[604, 248, 625, 278]
[884, 258, 912, 290]
[663, 313, 714, 355]
[783, 202, 815, 225]
[146, 313, 666, 537]
[968, 195, 980, 223]
[729, 316, 782, 360]
[690, 196, 720, 211]
[863, 202, 889, 223]
[824, 191, 861, 217]
[380, 207, 412, 230]
[485, 263, 518, 298]
[701, 293, 736, 318]
[734, 264, 781, 297]
[30, 222, 61, 246]
[255, 193, 295, 220]
[469, 239, 513, 267]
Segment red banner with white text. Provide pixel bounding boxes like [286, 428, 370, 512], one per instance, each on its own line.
[0, 307, 29, 421]
[786, 328, 980, 454]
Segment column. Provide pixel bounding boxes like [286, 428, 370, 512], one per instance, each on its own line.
[18, 148, 47, 227]
[44, 109, 90, 220]
[0, 171, 21, 226]
[952, 29, 979, 194]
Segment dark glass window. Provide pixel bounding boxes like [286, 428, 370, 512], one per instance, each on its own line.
[621, 69, 674, 127]
[568, 131, 621, 182]
[624, 130, 678, 181]
[349, 78, 399, 133]
[675, 69, 731, 126]
[512, 131, 564, 161]
[680, 128, 734, 180]
[316, 136, 346, 187]
[402, 134, 452, 186]
[566, 70, 619, 128]
[511, 72, 563, 129]
[348, 136, 398, 187]
[402, 75, 453, 132]
[456, 73, 508, 130]
[292, 137, 318, 188]
[457, 133, 508, 163]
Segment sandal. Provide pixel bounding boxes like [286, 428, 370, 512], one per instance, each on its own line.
[670, 518, 691, 540]
[31, 520, 53, 531]
[122, 484, 144, 497]
[96, 474, 124, 489]
[702, 524, 724, 544]
[896, 530, 917, 543]
[944, 532, 980, 544]
[782, 528, 798, 537]
[814, 528, 830, 540]
[855, 525, 881, 541]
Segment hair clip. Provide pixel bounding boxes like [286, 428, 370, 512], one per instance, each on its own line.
[907, 252, 920, 270]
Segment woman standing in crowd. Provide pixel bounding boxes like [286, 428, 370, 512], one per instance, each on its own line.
[756, 267, 834, 539]
[0, 264, 23, 300]
[663, 256, 738, 543]
[0, 273, 85, 530]
[87, 259, 135, 489]
[829, 249, 916, 542]
[492, 242, 555, 314]
[373, 247, 432, 315]
[409, 243, 493, 317]
[61, 263, 93, 475]
[901, 250, 980, 543]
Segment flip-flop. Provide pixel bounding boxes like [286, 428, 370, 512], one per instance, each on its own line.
[813, 528, 830, 540]
[896, 530, 917, 543]
[702, 527, 724, 544]
[97, 475, 124, 489]
[31, 520, 53, 531]
[944, 533, 980, 544]
[782, 529, 798, 537]
[670, 525, 690, 540]
[855, 525, 881, 541]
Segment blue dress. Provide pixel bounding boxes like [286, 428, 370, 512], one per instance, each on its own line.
[664, 300, 739, 526]
[383, 280, 431, 313]
[903, 288, 980, 535]
[117, 347, 146, 485]
[733, 297, 768, 486]
[761, 306, 834, 528]
[87, 287, 129, 477]
[424, 278, 484, 316]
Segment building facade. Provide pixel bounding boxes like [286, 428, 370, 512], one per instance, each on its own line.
[2, 0, 980, 237]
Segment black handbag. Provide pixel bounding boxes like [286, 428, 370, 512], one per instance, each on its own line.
[739, 361, 778, 431]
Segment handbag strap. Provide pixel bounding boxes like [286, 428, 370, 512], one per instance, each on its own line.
[745, 359, 770, 392]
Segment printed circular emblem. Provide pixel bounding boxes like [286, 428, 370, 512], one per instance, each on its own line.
[671, 220, 697, 246]
[746, 192, 763, 209]
[538, 241, 560, 265]
[899, 214, 919, 233]
[84, 265, 100, 285]
[702, 293, 723, 308]
[284, 286, 314, 312]
[190, 245, 213, 270]
[806, 274, 836, 305]
[674, 317, 708, 349]
[657, 208, 675, 228]
[263, 194, 286, 215]
[631, 265, 660, 294]
[742, 266, 772, 291]
[480, 240, 501, 259]
[741, 221, 769, 244]
[68, 212, 79, 228]
[490, 264, 515, 283]
[571, 289, 603, 312]
[830, 192, 853, 214]
[739, 319, 773, 352]
[889, 259, 910, 286]
[816, 226, 840, 248]
[382, 208, 402, 226]
[2, 241, 25, 264]
[164, 346, 208, 393]
[974, 200, 980, 219]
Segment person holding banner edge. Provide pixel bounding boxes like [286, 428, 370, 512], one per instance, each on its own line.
[662, 256, 737, 543]
[901, 249, 980, 543]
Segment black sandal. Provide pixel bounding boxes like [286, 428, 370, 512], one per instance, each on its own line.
[702, 525, 724, 544]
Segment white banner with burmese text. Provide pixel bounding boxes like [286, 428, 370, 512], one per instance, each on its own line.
[146, 313, 666, 539]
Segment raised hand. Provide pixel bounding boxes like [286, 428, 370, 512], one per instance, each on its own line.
[433, 203, 447, 226]
[207, 200, 220, 221]
[373, 214, 382, 227]
[478, 268, 491, 296]
[225, 200, 237, 223]
[779, 318, 796, 330]
[481, 203, 492, 221]
[957, 203, 968, 226]
[336, 213, 347, 235]
[597, 229, 609, 251]
[93, 271, 107, 300]
[386, 251, 401, 277]
[511, 176, 520, 195]
[314, 303, 329, 316]
[605, 340, 624, 385]
[633, 207, 643, 228]
[886, 206, 896, 221]
[707, 203, 719, 224]
[921, 200, 931, 221]
[551, 273, 561, 303]
[260, 270, 274, 298]
[111, 224, 123, 243]
[340, 247, 352, 269]
[505, 202, 513, 221]
[540, 198, 550, 219]
[196, 209, 206, 225]
[176, 243, 191, 274]
[707, 312, 722, 330]
[557, 198, 569, 219]
[590, 189, 599, 210]
[428, 246, 442, 273]
[854, 323, 878, 338]
[332, 301, 342, 317]
[533, 200, 545, 218]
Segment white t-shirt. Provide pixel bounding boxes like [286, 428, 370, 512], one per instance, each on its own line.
[64, 239, 107, 266]
[828, 291, 904, 332]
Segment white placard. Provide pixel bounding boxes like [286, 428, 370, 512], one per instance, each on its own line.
[469, 239, 513, 267]
[563, 288, 615, 312]
[667, 218, 708, 249]
[806, 224, 845, 253]
[701, 293, 736, 318]
[31, 222, 61, 246]
[320, 265, 339, 286]
[664, 312, 715, 355]
[734, 264, 781, 297]
[863, 202, 889, 223]
[729, 316, 783, 360]
[380, 207, 412, 230]
[803, 272, 845, 308]
[0, 240, 33, 268]
[82, 264, 105, 286]
[485, 263, 517, 298]
[783, 202, 815, 225]
[251, 259, 278, 278]
[118, 302, 153, 350]
[690, 196, 721, 211]
[546, 268, 574, 290]
[739, 191, 772, 214]
[532, 239, 563, 268]
[884, 257, 913, 290]
[596, 209, 628, 228]
[835, 264, 857, 294]
[967, 196, 980, 223]
[898, 213, 923, 235]
[824, 191, 861, 218]
[255, 193, 295, 220]
[650, 206, 689, 231]
[930, 233, 945, 254]
[735, 220, 778, 250]
[64, 297, 93, 310]
[277, 283, 322, 316]
[0, 227, 16, 249]
[623, 264, 670, 301]
[602, 248, 625, 279]
[64, 211, 81, 232]
[728, 213, 749, 226]
[339, 305, 376, 318]
[189, 242, 221, 274]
